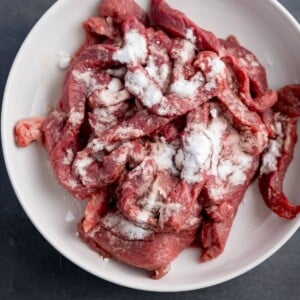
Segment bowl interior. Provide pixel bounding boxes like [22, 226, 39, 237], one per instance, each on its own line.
[2, 0, 300, 292]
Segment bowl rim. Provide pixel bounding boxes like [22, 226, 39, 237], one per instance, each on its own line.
[1, 0, 300, 292]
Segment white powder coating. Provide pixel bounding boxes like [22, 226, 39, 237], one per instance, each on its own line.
[145, 56, 159, 78]
[125, 68, 163, 107]
[92, 115, 115, 136]
[179, 105, 252, 187]
[221, 130, 253, 185]
[205, 80, 216, 92]
[108, 78, 123, 92]
[137, 177, 182, 226]
[159, 203, 182, 226]
[216, 154, 249, 186]
[102, 213, 153, 240]
[217, 160, 234, 181]
[172, 39, 195, 64]
[114, 126, 144, 139]
[204, 116, 227, 177]
[138, 175, 168, 213]
[210, 108, 218, 118]
[73, 70, 93, 86]
[126, 158, 156, 189]
[180, 131, 212, 183]
[152, 141, 179, 175]
[144, 85, 163, 107]
[62, 148, 74, 165]
[136, 210, 149, 223]
[69, 112, 83, 126]
[204, 57, 226, 92]
[58, 51, 71, 69]
[89, 139, 105, 152]
[104, 142, 121, 153]
[113, 30, 147, 65]
[73, 70, 105, 95]
[208, 113, 252, 185]
[246, 54, 260, 67]
[140, 188, 159, 214]
[207, 57, 225, 79]
[179, 108, 227, 184]
[145, 55, 170, 90]
[185, 28, 196, 44]
[187, 215, 201, 227]
[156, 104, 178, 118]
[170, 78, 200, 98]
[50, 110, 66, 123]
[93, 107, 117, 124]
[228, 170, 247, 185]
[125, 68, 147, 95]
[67, 178, 80, 189]
[74, 156, 94, 178]
[261, 116, 284, 174]
[112, 149, 128, 164]
[239, 55, 260, 68]
[205, 115, 253, 199]
[95, 89, 130, 107]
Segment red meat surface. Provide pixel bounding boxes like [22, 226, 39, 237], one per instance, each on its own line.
[15, 117, 46, 147]
[79, 208, 201, 279]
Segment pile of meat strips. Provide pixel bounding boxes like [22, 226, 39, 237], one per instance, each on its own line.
[15, 0, 300, 278]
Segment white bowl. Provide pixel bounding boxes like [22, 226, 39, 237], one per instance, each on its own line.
[2, 0, 300, 292]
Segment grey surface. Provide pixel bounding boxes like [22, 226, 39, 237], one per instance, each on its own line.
[0, 0, 299, 299]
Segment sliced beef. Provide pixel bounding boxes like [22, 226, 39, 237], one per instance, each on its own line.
[200, 156, 259, 261]
[259, 113, 300, 219]
[151, 0, 224, 54]
[78, 210, 200, 278]
[98, 0, 149, 25]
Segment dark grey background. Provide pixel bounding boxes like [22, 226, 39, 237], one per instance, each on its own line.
[0, 1, 299, 299]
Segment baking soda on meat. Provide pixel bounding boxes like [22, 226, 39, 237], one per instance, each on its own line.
[14, 0, 300, 278]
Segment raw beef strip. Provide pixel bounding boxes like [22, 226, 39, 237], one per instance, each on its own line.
[98, 0, 149, 25]
[151, 0, 224, 54]
[259, 113, 300, 219]
[78, 209, 201, 278]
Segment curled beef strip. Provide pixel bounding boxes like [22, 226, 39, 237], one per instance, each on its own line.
[78, 207, 201, 279]
[82, 189, 109, 233]
[259, 116, 299, 219]
[259, 84, 300, 219]
[220, 35, 275, 98]
[83, 17, 118, 41]
[43, 45, 118, 199]
[177, 102, 259, 260]
[217, 56, 269, 155]
[222, 55, 277, 112]
[200, 152, 259, 261]
[150, 0, 224, 55]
